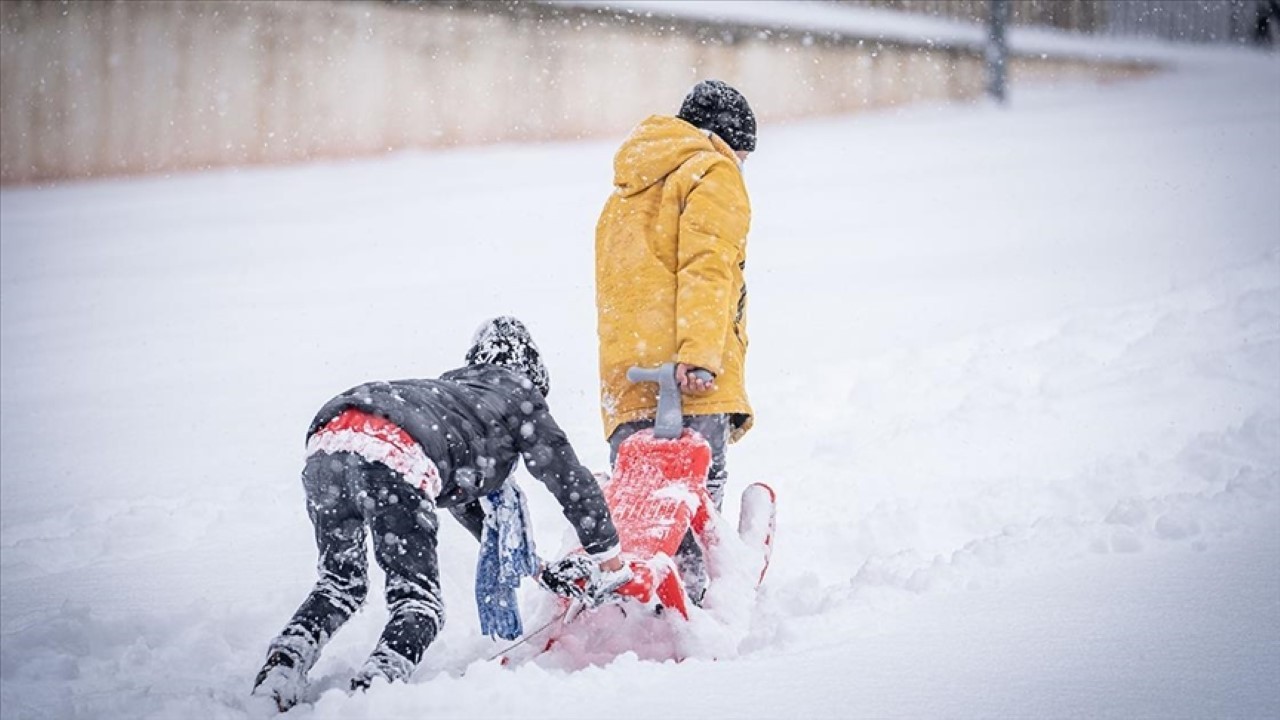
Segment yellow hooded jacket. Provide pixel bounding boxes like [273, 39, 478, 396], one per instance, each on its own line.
[595, 115, 753, 443]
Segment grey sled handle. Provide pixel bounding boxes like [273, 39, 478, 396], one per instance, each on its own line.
[626, 364, 714, 439]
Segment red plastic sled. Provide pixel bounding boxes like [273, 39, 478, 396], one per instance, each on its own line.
[604, 426, 714, 619]
[503, 365, 775, 665]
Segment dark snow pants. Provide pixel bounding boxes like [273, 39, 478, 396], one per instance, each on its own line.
[268, 451, 444, 680]
[608, 413, 730, 602]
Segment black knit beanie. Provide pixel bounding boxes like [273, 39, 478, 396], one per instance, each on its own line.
[676, 79, 756, 153]
[465, 316, 551, 397]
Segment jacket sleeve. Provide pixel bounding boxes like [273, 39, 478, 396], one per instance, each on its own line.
[515, 393, 621, 557]
[675, 158, 751, 375]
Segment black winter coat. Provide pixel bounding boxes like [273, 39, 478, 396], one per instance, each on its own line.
[307, 364, 619, 556]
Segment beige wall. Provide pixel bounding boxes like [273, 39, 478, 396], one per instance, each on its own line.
[0, 0, 1154, 185]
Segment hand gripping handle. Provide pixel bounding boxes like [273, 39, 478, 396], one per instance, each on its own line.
[625, 363, 711, 439]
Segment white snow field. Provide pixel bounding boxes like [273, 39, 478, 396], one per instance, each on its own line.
[3, 46, 1279, 719]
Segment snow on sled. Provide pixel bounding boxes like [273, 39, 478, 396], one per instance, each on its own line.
[501, 364, 775, 668]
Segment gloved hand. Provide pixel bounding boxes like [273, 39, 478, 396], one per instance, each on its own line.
[537, 554, 595, 599]
[538, 553, 634, 607]
[589, 563, 634, 606]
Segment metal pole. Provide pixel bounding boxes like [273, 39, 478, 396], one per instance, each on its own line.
[987, 0, 1009, 103]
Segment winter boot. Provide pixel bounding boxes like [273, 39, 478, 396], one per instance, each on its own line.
[350, 645, 414, 692]
[674, 531, 708, 607]
[252, 649, 306, 712]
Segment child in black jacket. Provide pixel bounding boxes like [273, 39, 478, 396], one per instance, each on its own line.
[252, 317, 628, 710]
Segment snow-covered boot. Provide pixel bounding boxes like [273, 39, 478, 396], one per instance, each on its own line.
[674, 532, 708, 606]
[251, 650, 306, 712]
[350, 645, 414, 692]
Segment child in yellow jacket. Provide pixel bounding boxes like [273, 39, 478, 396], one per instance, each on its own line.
[595, 80, 757, 601]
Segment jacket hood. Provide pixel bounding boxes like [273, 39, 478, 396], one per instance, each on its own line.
[612, 115, 731, 198]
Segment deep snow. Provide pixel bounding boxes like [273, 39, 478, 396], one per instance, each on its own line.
[2, 45, 1279, 720]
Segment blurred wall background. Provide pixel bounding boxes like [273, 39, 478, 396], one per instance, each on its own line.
[3, 0, 1264, 186]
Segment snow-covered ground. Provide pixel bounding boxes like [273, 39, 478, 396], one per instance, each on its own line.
[3, 46, 1278, 719]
